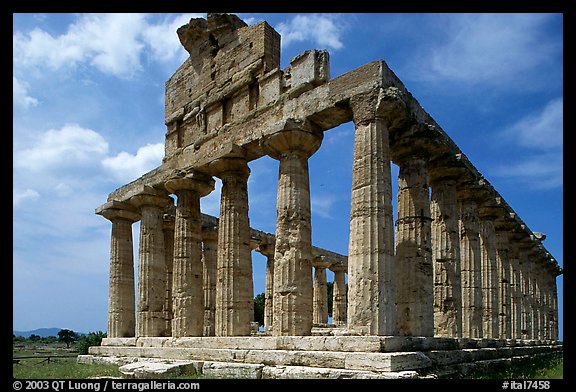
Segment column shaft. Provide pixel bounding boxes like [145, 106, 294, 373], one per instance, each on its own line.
[162, 215, 175, 336]
[496, 231, 511, 339]
[332, 267, 347, 326]
[107, 215, 137, 337]
[202, 229, 218, 336]
[313, 261, 330, 325]
[264, 250, 274, 332]
[458, 197, 483, 338]
[347, 118, 395, 335]
[395, 156, 433, 336]
[211, 159, 252, 336]
[509, 242, 523, 339]
[430, 178, 462, 338]
[132, 194, 170, 337]
[480, 217, 499, 338]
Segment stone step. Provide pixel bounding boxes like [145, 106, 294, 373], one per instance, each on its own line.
[89, 345, 432, 372]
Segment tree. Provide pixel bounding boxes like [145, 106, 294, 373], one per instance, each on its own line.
[77, 331, 106, 355]
[254, 293, 265, 327]
[29, 334, 41, 342]
[57, 329, 78, 348]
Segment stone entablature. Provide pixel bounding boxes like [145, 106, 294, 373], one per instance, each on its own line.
[96, 13, 561, 344]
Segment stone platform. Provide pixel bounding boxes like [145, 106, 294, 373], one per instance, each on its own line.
[80, 336, 563, 379]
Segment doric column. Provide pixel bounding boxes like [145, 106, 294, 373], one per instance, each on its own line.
[165, 172, 215, 337]
[394, 153, 433, 336]
[479, 211, 499, 338]
[457, 189, 483, 338]
[257, 243, 275, 333]
[201, 226, 218, 336]
[209, 157, 253, 336]
[96, 201, 140, 338]
[312, 257, 330, 326]
[518, 243, 533, 339]
[330, 264, 347, 326]
[347, 98, 395, 336]
[262, 124, 323, 336]
[551, 273, 559, 340]
[429, 171, 462, 338]
[495, 229, 512, 339]
[509, 239, 523, 339]
[162, 212, 175, 336]
[130, 187, 172, 337]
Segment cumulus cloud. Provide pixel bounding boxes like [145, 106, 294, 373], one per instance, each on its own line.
[406, 14, 561, 86]
[101, 143, 164, 183]
[13, 76, 38, 110]
[276, 14, 345, 50]
[13, 13, 199, 79]
[14, 124, 109, 171]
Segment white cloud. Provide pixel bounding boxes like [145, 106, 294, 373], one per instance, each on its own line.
[14, 124, 109, 172]
[491, 153, 562, 190]
[276, 14, 344, 50]
[311, 194, 337, 219]
[13, 76, 38, 110]
[406, 14, 560, 85]
[503, 97, 563, 150]
[13, 13, 197, 79]
[101, 143, 164, 183]
[13, 188, 40, 207]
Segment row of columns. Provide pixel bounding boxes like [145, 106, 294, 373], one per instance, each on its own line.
[345, 98, 559, 340]
[100, 98, 558, 340]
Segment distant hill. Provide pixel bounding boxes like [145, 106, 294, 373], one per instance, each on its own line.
[13, 328, 85, 338]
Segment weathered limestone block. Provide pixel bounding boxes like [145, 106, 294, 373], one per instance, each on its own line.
[285, 49, 330, 98]
[430, 177, 462, 338]
[347, 100, 395, 335]
[344, 351, 432, 372]
[202, 361, 263, 379]
[395, 155, 434, 336]
[208, 157, 253, 336]
[96, 201, 140, 338]
[312, 257, 331, 325]
[201, 228, 218, 336]
[119, 360, 201, 379]
[165, 173, 215, 338]
[130, 188, 173, 337]
[262, 126, 323, 336]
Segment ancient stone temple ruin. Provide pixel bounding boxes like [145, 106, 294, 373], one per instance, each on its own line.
[85, 14, 562, 379]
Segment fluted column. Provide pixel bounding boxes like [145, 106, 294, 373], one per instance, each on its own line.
[262, 126, 322, 336]
[312, 257, 330, 325]
[162, 213, 175, 336]
[496, 229, 512, 339]
[96, 201, 140, 338]
[209, 157, 253, 336]
[479, 213, 499, 338]
[395, 155, 433, 336]
[201, 227, 218, 336]
[551, 274, 558, 340]
[509, 240, 523, 339]
[165, 174, 214, 337]
[458, 192, 483, 338]
[429, 175, 462, 338]
[518, 245, 533, 339]
[347, 105, 395, 335]
[130, 188, 172, 337]
[331, 264, 347, 326]
[257, 244, 275, 333]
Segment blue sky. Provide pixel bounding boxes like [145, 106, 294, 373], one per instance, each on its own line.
[13, 13, 563, 339]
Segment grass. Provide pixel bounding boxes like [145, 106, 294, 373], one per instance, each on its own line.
[13, 343, 121, 379]
[468, 353, 563, 379]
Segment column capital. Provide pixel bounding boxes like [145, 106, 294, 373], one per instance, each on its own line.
[96, 200, 140, 222]
[312, 256, 331, 269]
[261, 119, 323, 160]
[129, 186, 172, 209]
[165, 170, 215, 197]
[208, 157, 250, 179]
[329, 263, 347, 273]
[256, 243, 276, 258]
